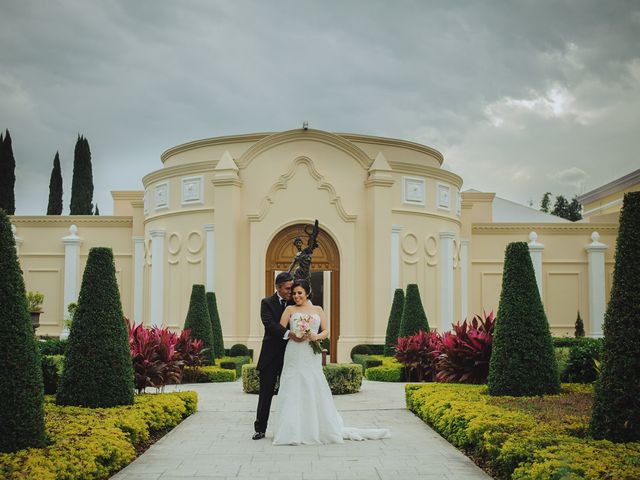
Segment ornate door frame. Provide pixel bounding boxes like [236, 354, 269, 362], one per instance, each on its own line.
[265, 224, 340, 362]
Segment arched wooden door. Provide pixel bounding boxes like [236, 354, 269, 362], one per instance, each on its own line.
[266, 224, 340, 362]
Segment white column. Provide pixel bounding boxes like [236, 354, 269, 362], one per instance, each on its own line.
[149, 229, 166, 327]
[133, 236, 145, 325]
[61, 225, 81, 339]
[439, 232, 455, 332]
[11, 225, 23, 256]
[203, 224, 215, 292]
[390, 225, 402, 297]
[528, 231, 544, 299]
[460, 239, 469, 321]
[585, 232, 608, 338]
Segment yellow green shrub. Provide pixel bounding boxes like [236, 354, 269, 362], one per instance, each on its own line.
[183, 365, 236, 383]
[0, 391, 197, 480]
[405, 383, 640, 479]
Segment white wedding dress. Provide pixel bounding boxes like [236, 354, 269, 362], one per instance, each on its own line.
[272, 312, 390, 445]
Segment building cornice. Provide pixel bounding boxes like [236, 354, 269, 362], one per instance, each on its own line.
[472, 222, 618, 234]
[461, 192, 496, 203]
[337, 132, 444, 165]
[143, 208, 215, 225]
[160, 133, 271, 164]
[111, 191, 144, 201]
[10, 216, 133, 227]
[388, 161, 463, 187]
[392, 208, 462, 226]
[142, 161, 216, 187]
[577, 168, 640, 205]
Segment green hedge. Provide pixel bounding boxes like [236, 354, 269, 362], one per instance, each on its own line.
[0, 392, 197, 479]
[563, 338, 603, 383]
[41, 355, 64, 395]
[406, 383, 640, 479]
[242, 364, 362, 394]
[552, 337, 589, 349]
[37, 338, 68, 356]
[183, 366, 236, 383]
[365, 365, 404, 382]
[216, 356, 250, 377]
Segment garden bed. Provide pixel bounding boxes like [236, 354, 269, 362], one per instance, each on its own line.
[405, 383, 640, 479]
[0, 391, 197, 480]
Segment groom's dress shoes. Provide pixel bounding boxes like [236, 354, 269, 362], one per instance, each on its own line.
[252, 432, 265, 440]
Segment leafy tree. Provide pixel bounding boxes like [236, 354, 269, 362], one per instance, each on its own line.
[56, 247, 134, 407]
[47, 152, 63, 215]
[0, 209, 46, 452]
[384, 288, 404, 356]
[540, 192, 552, 213]
[574, 310, 585, 338]
[0, 130, 16, 214]
[184, 285, 215, 364]
[488, 242, 560, 396]
[567, 196, 583, 221]
[551, 194, 570, 219]
[69, 135, 94, 215]
[206, 291, 225, 358]
[398, 284, 430, 338]
[94, 203, 100, 215]
[591, 192, 640, 442]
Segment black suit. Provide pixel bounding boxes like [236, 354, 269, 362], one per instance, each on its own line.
[254, 293, 290, 434]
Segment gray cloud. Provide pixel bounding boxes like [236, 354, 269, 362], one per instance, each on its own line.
[1, 0, 638, 214]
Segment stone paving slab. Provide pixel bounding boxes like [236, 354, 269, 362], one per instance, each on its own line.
[110, 380, 491, 480]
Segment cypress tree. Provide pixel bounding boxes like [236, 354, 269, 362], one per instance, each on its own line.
[0, 130, 16, 214]
[488, 242, 560, 396]
[398, 284, 430, 338]
[384, 288, 405, 356]
[591, 192, 640, 442]
[184, 285, 215, 364]
[574, 311, 585, 338]
[94, 204, 99, 215]
[206, 291, 225, 358]
[69, 135, 94, 215]
[47, 152, 63, 215]
[56, 247, 134, 407]
[0, 209, 46, 452]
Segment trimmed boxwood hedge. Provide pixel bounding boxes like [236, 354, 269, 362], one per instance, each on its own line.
[216, 356, 251, 377]
[182, 366, 236, 383]
[0, 391, 197, 480]
[242, 363, 362, 394]
[365, 365, 404, 382]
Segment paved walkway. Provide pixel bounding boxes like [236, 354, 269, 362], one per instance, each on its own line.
[111, 380, 491, 480]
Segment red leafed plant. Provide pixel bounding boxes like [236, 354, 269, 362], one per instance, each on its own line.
[394, 330, 440, 381]
[175, 328, 206, 383]
[436, 311, 495, 384]
[127, 318, 205, 393]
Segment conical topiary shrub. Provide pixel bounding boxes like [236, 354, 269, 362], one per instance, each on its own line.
[591, 192, 640, 442]
[0, 209, 46, 452]
[206, 291, 225, 359]
[398, 284, 430, 338]
[56, 247, 134, 407]
[384, 288, 405, 356]
[574, 310, 585, 338]
[184, 285, 215, 365]
[488, 242, 560, 396]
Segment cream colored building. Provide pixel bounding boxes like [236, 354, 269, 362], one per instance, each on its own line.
[11, 129, 625, 362]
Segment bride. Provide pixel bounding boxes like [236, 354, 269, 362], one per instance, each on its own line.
[272, 278, 390, 445]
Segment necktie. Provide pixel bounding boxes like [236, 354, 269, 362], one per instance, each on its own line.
[280, 299, 286, 308]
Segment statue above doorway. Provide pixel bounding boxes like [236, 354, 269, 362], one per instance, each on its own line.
[287, 219, 320, 283]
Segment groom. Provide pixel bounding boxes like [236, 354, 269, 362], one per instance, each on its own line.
[253, 271, 302, 440]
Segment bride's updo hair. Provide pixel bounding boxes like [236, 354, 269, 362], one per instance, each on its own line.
[292, 278, 312, 300]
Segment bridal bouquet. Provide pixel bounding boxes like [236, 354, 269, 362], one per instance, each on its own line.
[295, 315, 323, 354]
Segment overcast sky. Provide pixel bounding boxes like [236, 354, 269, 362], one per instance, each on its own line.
[1, 0, 639, 215]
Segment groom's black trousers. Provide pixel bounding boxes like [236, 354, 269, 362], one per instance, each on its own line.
[254, 362, 280, 433]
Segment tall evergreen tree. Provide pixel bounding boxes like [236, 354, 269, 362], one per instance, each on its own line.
[384, 288, 405, 356]
[488, 242, 560, 396]
[0, 209, 46, 452]
[94, 204, 99, 215]
[591, 192, 640, 442]
[56, 247, 134, 407]
[567, 196, 583, 221]
[47, 152, 63, 215]
[184, 285, 215, 364]
[69, 135, 94, 215]
[574, 311, 585, 338]
[398, 284, 430, 338]
[206, 292, 225, 358]
[540, 192, 552, 213]
[0, 130, 16, 214]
